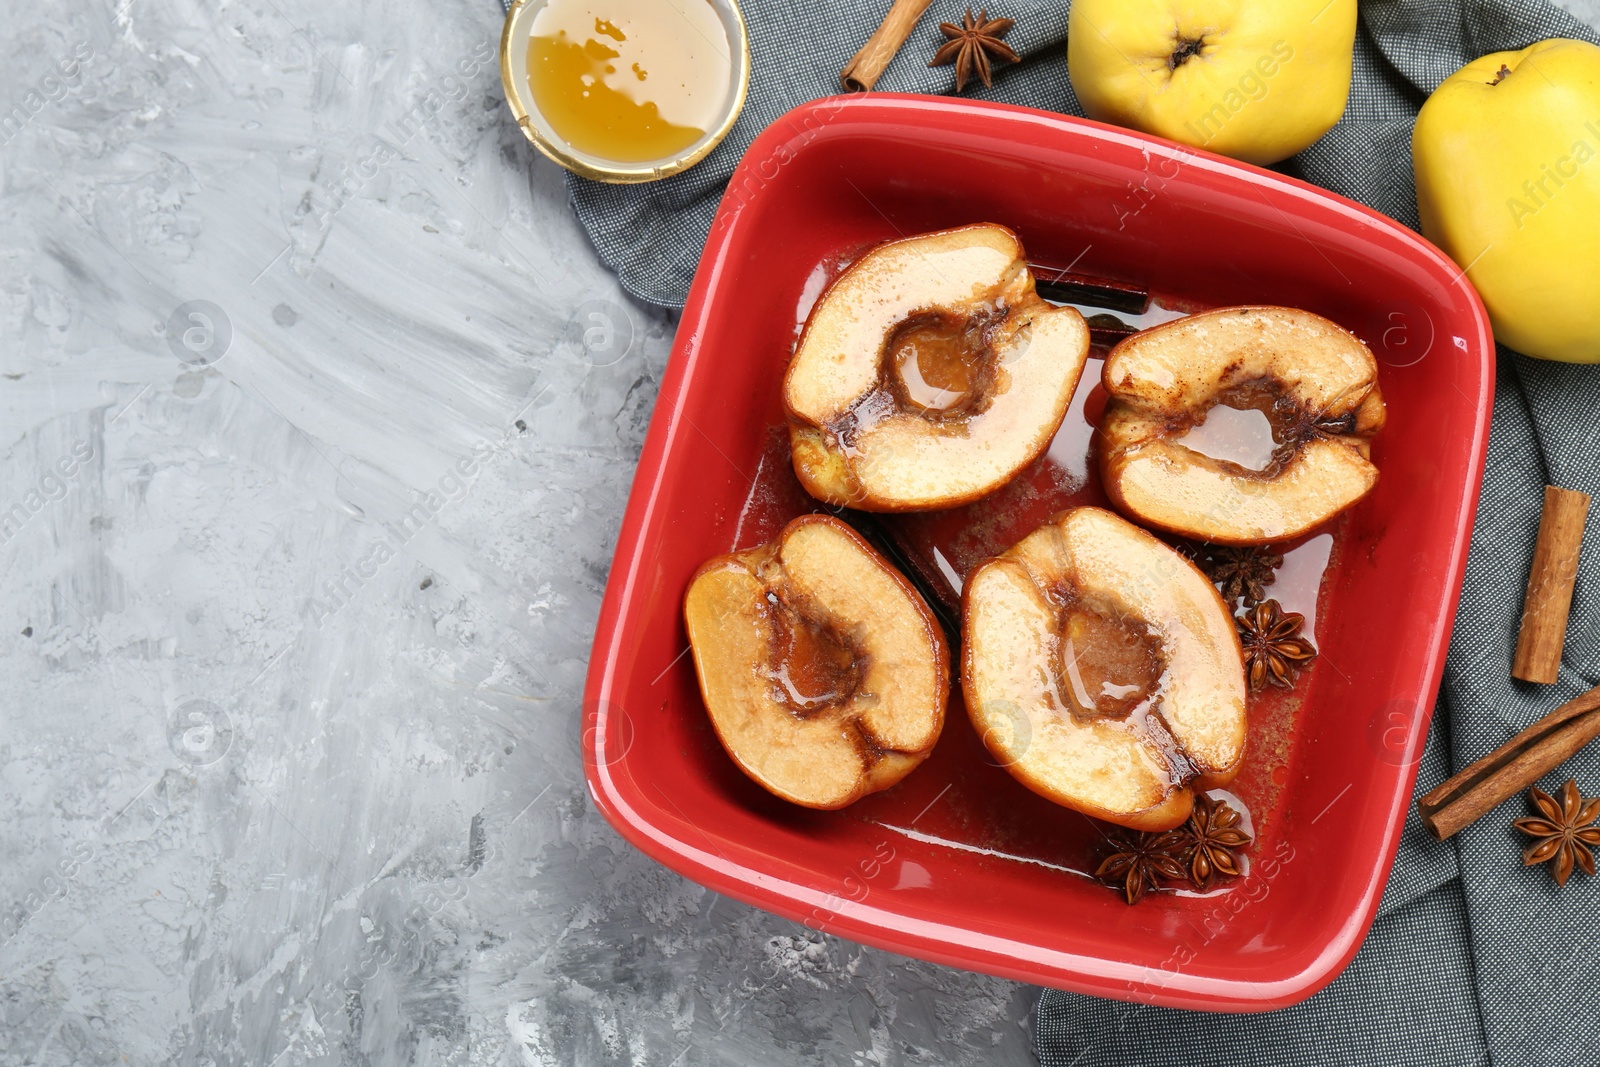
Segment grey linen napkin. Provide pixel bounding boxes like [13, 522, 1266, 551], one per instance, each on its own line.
[558, 0, 1600, 1063]
[1034, 4, 1600, 1065]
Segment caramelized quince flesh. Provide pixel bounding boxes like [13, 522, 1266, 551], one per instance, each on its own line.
[683, 516, 948, 809]
[1100, 305, 1385, 545]
[785, 223, 1090, 512]
[963, 507, 1246, 831]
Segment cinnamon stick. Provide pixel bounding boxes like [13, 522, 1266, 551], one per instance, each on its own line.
[841, 0, 933, 92]
[1512, 485, 1590, 684]
[1028, 265, 1151, 315]
[1417, 683, 1600, 840]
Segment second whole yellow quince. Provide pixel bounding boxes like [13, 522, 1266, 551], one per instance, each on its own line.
[1413, 39, 1600, 364]
[1067, 0, 1357, 165]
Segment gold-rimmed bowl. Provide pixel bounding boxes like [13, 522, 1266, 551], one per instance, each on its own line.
[500, 0, 750, 184]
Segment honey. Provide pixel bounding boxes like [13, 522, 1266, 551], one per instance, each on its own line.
[526, 0, 732, 164]
[1175, 402, 1278, 471]
[763, 591, 861, 715]
[891, 315, 983, 413]
[885, 309, 1005, 419]
[1057, 605, 1164, 721]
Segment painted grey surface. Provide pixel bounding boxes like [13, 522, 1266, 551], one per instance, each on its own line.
[0, 0, 1032, 1063]
[2, 1, 1595, 1065]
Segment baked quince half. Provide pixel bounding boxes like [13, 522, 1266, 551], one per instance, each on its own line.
[683, 516, 948, 809]
[784, 224, 1091, 512]
[1100, 306, 1386, 545]
[963, 507, 1246, 831]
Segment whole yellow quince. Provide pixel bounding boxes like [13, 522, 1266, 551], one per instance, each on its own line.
[1413, 39, 1600, 364]
[1067, 0, 1357, 165]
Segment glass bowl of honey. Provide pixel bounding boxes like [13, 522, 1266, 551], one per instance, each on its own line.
[501, 0, 750, 184]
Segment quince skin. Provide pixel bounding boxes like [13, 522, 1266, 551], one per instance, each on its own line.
[1413, 39, 1600, 364]
[1067, 0, 1356, 165]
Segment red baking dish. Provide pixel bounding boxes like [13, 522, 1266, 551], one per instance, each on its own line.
[580, 94, 1493, 1011]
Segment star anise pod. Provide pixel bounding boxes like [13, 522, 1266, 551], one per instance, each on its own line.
[1195, 545, 1282, 607]
[1514, 779, 1600, 887]
[1237, 599, 1316, 693]
[1095, 829, 1188, 904]
[1180, 794, 1253, 889]
[929, 8, 1019, 92]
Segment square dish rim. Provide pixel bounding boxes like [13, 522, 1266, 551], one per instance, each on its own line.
[581, 93, 1495, 1012]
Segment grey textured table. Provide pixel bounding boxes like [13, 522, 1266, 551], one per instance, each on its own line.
[1, 1, 1594, 1065]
